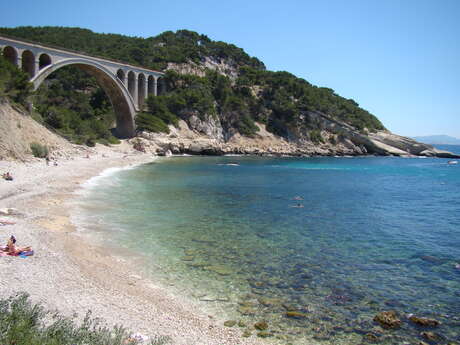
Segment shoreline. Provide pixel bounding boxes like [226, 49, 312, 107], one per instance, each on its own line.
[0, 144, 267, 345]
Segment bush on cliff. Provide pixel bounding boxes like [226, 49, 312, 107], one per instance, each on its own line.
[30, 142, 49, 158]
[135, 112, 170, 134]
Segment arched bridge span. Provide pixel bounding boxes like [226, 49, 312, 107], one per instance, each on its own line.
[0, 36, 165, 138]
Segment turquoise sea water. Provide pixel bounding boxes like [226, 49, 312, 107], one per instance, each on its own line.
[73, 152, 460, 344]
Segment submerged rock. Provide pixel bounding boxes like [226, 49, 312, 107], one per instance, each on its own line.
[205, 265, 232, 275]
[254, 321, 268, 330]
[420, 255, 445, 264]
[285, 311, 308, 319]
[257, 331, 273, 338]
[242, 330, 252, 338]
[237, 306, 256, 316]
[409, 315, 440, 327]
[364, 333, 380, 342]
[373, 311, 402, 329]
[224, 320, 237, 327]
[282, 303, 298, 311]
[238, 300, 258, 308]
[258, 297, 282, 307]
[421, 331, 440, 341]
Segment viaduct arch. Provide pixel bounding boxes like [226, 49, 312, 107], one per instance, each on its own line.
[0, 36, 164, 138]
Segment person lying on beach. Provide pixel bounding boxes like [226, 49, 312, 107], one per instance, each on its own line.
[2, 172, 13, 181]
[0, 220, 15, 226]
[3, 236, 31, 256]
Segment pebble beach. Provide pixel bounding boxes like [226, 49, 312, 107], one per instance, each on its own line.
[0, 143, 267, 345]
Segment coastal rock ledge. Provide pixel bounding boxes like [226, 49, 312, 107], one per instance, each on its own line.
[136, 117, 460, 158]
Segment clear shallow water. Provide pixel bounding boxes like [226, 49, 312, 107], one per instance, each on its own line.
[73, 154, 460, 344]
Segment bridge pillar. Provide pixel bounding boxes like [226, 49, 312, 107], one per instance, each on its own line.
[34, 58, 40, 77]
[153, 77, 158, 96]
[133, 73, 138, 108]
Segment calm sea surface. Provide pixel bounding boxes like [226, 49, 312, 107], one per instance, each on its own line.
[72, 150, 460, 344]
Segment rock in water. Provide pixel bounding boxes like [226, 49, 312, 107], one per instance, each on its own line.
[242, 330, 252, 338]
[257, 331, 272, 338]
[285, 311, 308, 319]
[373, 311, 402, 329]
[421, 331, 440, 342]
[254, 321, 268, 330]
[205, 265, 232, 275]
[409, 315, 440, 327]
[224, 320, 237, 327]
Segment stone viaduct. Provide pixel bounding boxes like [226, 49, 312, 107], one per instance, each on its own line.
[0, 35, 164, 137]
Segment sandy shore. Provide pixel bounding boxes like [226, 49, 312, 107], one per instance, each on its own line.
[0, 142, 266, 345]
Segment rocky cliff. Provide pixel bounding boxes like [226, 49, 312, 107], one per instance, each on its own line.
[132, 109, 459, 158]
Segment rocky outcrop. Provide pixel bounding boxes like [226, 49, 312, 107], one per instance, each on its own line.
[373, 311, 402, 329]
[181, 112, 224, 141]
[167, 56, 240, 80]
[136, 113, 460, 158]
[409, 315, 440, 327]
[302, 111, 460, 158]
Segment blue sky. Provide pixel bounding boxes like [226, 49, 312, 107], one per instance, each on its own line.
[1, 0, 459, 138]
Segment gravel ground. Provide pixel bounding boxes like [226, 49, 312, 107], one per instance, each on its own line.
[0, 143, 268, 345]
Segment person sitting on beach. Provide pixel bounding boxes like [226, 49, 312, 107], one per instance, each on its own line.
[5, 236, 31, 256]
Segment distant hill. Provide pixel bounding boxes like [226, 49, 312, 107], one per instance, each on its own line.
[412, 135, 460, 145]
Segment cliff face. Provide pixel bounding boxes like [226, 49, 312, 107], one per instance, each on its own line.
[134, 110, 459, 158]
[167, 56, 240, 80]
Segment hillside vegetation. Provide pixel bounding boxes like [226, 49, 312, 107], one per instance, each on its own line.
[0, 26, 385, 145]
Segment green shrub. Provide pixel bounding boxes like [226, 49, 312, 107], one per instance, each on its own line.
[235, 114, 259, 137]
[309, 130, 324, 144]
[0, 55, 32, 106]
[107, 136, 121, 145]
[135, 112, 170, 134]
[0, 293, 169, 345]
[30, 142, 49, 158]
[86, 138, 96, 147]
